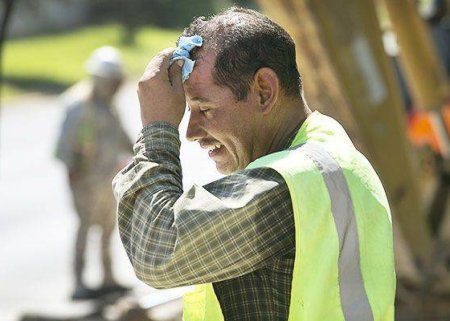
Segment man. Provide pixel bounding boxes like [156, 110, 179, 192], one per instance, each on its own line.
[113, 7, 395, 320]
[56, 46, 132, 300]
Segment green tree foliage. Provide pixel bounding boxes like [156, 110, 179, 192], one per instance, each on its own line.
[89, 0, 216, 29]
[88, 0, 217, 44]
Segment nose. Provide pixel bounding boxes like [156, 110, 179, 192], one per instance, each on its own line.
[186, 111, 206, 142]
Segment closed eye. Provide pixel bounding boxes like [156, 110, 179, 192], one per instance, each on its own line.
[186, 104, 211, 114]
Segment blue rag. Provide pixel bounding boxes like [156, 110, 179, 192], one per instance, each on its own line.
[171, 35, 203, 82]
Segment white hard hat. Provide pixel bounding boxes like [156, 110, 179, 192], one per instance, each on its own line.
[85, 46, 125, 79]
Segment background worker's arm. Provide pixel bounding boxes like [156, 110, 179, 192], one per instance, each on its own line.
[112, 49, 295, 289]
[54, 102, 84, 184]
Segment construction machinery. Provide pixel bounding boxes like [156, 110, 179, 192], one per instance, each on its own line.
[257, 0, 450, 319]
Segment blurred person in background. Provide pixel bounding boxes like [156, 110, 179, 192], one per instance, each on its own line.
[55, 46, 133, 300]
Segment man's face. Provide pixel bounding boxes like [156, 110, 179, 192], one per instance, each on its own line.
[92, 75, 123, 102]
[184, 51, 263, 174]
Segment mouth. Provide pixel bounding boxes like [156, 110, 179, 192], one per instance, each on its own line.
[207, 143, 223, 158]
[200, 142, 224, 158]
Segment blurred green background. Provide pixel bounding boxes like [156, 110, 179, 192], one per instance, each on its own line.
[1, 0, 256, 97]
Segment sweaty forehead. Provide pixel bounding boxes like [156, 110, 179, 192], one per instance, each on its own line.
[184, 49, 217, 94]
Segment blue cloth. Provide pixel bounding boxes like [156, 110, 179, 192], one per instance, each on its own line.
[171, 35, 203, 82]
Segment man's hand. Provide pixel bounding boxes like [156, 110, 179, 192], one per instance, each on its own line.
[138, 48, 186, 128]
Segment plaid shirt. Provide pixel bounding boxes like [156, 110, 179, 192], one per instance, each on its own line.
[113, 122, 295, 321]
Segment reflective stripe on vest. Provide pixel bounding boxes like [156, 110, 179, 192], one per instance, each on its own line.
[300, 142, 373, 321]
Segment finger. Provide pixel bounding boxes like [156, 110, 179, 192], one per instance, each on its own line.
[168, 59, 184, 92]
[141, 48, 176, 81]
[158, 47, 177, 82]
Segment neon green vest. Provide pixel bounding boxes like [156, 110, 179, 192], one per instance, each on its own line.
[183, 112, 396, 321]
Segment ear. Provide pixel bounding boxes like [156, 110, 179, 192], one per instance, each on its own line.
[253, 67, 280, 114]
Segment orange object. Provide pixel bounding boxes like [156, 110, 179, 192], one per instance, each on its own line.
[408, 110, 442, 154]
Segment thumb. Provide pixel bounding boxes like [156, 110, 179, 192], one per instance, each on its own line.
[169, 59, 185, 92]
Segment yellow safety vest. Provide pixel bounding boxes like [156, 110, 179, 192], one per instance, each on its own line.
[183, 112, 396, 321]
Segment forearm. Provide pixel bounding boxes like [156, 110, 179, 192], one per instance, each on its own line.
[113, 122, 183, 288]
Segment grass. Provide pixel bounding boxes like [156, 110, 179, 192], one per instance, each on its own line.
[2, 24, 181, 97]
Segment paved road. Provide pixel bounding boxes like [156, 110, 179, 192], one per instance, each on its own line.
[0, 81, 221, 321]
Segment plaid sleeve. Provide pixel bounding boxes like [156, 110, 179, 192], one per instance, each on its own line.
[113, 122, 294, 289]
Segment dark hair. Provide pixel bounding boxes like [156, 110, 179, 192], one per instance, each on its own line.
[179, 7, 302, 101]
